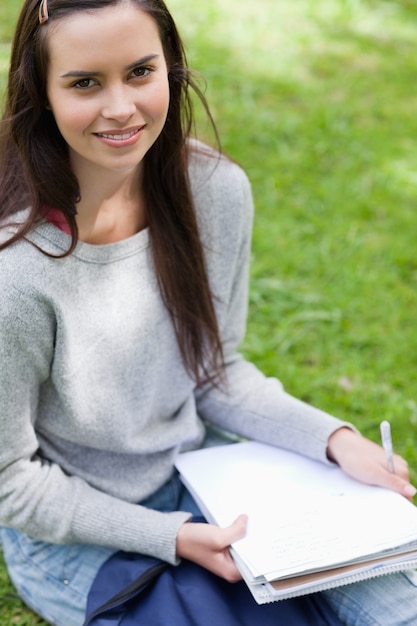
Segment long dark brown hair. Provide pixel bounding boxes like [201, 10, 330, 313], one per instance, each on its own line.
[0, 0, 224, 386]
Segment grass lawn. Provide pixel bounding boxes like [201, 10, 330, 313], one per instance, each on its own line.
[1, 0, 417, 623]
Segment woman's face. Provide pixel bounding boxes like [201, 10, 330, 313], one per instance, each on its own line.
[45, 3, 170, 178]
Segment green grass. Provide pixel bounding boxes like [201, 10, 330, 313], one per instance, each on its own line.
[0, 1, 19, 43]
[1, 0, 417, 622]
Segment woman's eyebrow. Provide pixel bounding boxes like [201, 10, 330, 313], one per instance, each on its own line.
[61, 54, 161, 78]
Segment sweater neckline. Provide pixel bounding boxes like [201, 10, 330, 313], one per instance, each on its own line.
[30, 220, 151, 264]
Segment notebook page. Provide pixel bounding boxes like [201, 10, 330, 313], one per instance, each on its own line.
[176, 442, 417, 580]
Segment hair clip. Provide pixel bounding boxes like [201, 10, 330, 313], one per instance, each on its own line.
[39, 0, 49, 24]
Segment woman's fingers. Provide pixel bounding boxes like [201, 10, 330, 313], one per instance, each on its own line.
[327, 427, 417, 502]
[176, 514, 248, 582]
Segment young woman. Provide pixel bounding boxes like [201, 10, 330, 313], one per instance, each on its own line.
[0, 1, 416, 624]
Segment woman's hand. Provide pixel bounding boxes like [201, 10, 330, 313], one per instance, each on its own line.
[327, 427, 417, 502]
[176, 514, 248, 582]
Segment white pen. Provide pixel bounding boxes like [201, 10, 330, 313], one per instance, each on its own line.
[380, 420, 394, 474]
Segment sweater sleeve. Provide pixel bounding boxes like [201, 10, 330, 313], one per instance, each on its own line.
[0, 280, 189, 565]
[194, 165, 354, 463]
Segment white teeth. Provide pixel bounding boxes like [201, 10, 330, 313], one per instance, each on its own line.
[99, 130, 137, 140]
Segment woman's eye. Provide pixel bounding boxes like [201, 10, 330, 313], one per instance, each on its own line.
[73, 78, 96, 89]
[131, 66, 152, 79]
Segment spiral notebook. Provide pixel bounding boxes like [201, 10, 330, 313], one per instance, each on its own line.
[175, 441, 417, 603]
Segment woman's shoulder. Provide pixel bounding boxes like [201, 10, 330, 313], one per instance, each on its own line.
[0, 212, 55, 288]
[187, 139, 251, 191]
[187, 140, 254, 248]
[187, 139, 253, 223]
[0, 239, 39, 300]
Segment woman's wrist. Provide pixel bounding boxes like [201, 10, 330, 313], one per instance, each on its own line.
[326, 426, 358, 463]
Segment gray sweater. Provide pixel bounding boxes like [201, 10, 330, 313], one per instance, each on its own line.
[0, 147, 346, 565]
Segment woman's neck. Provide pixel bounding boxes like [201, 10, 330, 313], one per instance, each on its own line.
[74, 165, 146, 245]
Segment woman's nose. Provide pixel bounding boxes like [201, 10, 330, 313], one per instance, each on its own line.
[101, 87, 137, 122]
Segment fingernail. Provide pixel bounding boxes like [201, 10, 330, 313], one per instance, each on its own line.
[403, 484, 417, 498]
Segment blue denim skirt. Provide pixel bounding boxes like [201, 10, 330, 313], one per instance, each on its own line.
[0, 426, 229, 625]
[1, 471, 202, 626]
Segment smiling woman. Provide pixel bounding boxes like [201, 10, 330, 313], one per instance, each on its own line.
[0, 1, 417, 626]
[45, 4, 170, 240]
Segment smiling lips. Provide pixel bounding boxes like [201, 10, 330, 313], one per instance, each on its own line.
[95, 126, 145, 144]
